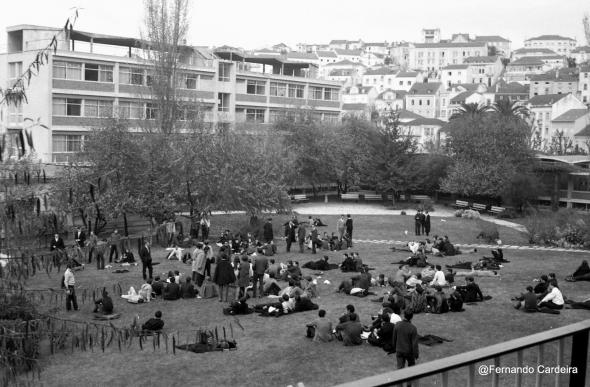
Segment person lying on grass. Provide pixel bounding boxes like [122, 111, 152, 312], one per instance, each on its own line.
[453, 267, 499, 277]
[566, 260, 590, 282]
[565, 296, 590, 309]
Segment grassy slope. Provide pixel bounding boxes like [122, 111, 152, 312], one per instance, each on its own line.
[25, 215, 590, 387]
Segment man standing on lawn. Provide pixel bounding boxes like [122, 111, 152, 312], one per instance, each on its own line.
[63, 263, 78, 311]
[345, 214, 354, 247]
[297, 223, 307, 253]
[139, 240, 153, 280]
[285, 220, 296, 253]
[263, 218, 274, 243]
[252, 254, 268, 298]
[414, 210, 422, 236]
[108, 229, 121, 263]
[337, 215, 346, 242]
[192, 242, 207, 289]
[392, 310, 419, 369]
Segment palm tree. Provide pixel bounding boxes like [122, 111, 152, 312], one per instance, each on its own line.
[491, 99, 530, 120]
[449, 102, 490, 121]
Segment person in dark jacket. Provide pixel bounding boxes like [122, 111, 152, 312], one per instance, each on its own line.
[311, 225, 321, 254]
[213, 254, 236, 302]
[285, 220, 296, 253]
[263, 218, 274, 243]
[50, 234, 65, 251]
[297, 223, 307, 253]
[335, 312, 362, 346]
[163, 277, 181, 300]
[181, 277, 196, 298]
[141, 311, 164, 331]
[139, 241, 153, 281]
[237, 256, 251, 299]
[368, 309, 394, 352]
[392, 310, 419, 368]
[457, 276, 484, 302]
[423, 211, 431, 236]
[345, 214, 354, 246]
[93, 290, 114, 314]
[151, 276, 164, 297]
[414, 211, 422, 236]
[252, 255, 268, 298]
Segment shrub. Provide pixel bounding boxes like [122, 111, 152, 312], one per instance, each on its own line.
[497, 208, 519, 219]
[418, 199, 435, 212]
[454, 209, 464, 217]
[462, 209, 481, 219]
[476, 220, 500, 243]
[524, 209, 590, 248]
[400, 211, 406, 216]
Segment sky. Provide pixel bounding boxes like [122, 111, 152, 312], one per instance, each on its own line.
[0, 0, 589, 51]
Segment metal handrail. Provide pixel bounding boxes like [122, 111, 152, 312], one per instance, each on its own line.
[334, 320, 590, 387]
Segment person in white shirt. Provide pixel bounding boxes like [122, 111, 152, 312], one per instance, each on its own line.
[538, 281, 564, 310]
[166, 245, 184, 260]
[429, 265, 447, 287]
[63, 264, 78, 311]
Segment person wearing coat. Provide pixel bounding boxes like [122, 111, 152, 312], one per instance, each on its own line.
[237, 256, 251, 299]
[213, 254, 236, 302]
[297, 223, 307, 253]
[423, 211, 431, 237]
[263, 218, 274, 243]
[285, 221, 296, 253]
[139, 241, 153, 280]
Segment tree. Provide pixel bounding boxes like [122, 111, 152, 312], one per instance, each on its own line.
[584, 13, 590, 46]
[449, 102, 490, 121]
[491, 99, 530, 120]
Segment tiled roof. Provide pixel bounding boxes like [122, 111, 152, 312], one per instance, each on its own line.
[377, 89, 407, 99]
[463, 55, 499, 64]
[450, 91, 476, 103]
[495, 81, 529, 94]
[529, 69, 578, 82]
[342, 103, 368, 110]
[572, 46, 590, 53]
[508, 57, 545, 66]
[473, 35, 511, 43]
[329, 69, 354, 77]
[330, 40, 347, 44]
[526, 35, 575, 41]
[552, 109, 589, 122]
[364, 67, 398, 75]
[334, 49, 362, 56]
[402, 118, 446, 126]
[316, 50, 338, 58]
[414, 42, 486, 49]
[528, 93, 568, 106]
[396, 109, 425, 120]
[408, 82, 442, 95]
[575, 124, 590, 137]
[513, 48, 557, 55]
[449, 83, 480, 92]
[364, 42, 388, 47]
[396, 71, 419, 77]
[286, 52, 318, 60]
[442, 64, 469, 70]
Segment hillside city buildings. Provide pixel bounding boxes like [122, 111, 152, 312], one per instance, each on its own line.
[1, 25, 590, 179]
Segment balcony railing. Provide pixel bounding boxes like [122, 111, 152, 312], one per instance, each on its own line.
[334, 320, 590, 387]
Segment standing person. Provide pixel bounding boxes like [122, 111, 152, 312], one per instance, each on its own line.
[108, 229, 121, 263]
[311, 225, 320, 254]
[203, 242, 213, 279]
[139, 240, 153, 280]
[192, 242, 206, 288]
[165, 219, 176, 246]
[252, 254, 268, 298]
[63, 263, 78, 311]
[263, 218, 274, 244]
[200, 214, 211, 242]
[414, 210, 422, 236]
[423, 210, 431, 237]
[87, 231, 98, 264]
[285, 220, 296, 253]
[337, 215, 346, 242]
[213, 253, 236, 302]
[74, 227, 86, 261]
[237, 256, 251, 299]
[50, 233, 65, 251]
[345, 214, 354, 247]
[392, 310, 419, 369]
[297, 223, 307, 253]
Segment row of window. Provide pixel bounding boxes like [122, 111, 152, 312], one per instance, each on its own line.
[417, 50, 482, 58]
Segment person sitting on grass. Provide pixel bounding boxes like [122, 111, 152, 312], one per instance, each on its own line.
[427, 285, 449, 314]
[407, 285, 427, 314]
[181, 277, 196, 298]
[116, 249, 135, 264]
[141, 311, 164, 332]
[448, 287, 464, 312]
[456, 276, 484, 302]
[538, 280, 564, 310]
[281, 293, 295, 314]
[151, 276, 164, 297]
[335, 312, 363, 346]
[514, 286, 538, 312]
[93, 290, 114, 315]
[138, 278, 153, 302]
[406, 274, 423, 288]
[566, 260, 590, 282]
[294, 294, 319, 312]
[266, 258, 281, 279]
[163, 277, 181, 300]
[429, 265, 447, 287]
[390, 264, 412, 287]
[340, 253, 356, 272]
[534, 275, 550, 297]
[339, 304, 357, 323]
[420, 265, 436, 283]
[224, 296, 253, 315]
[368, 308, 395, 352]
[308, 309, 333, 343]
[166, 244, 184, 261]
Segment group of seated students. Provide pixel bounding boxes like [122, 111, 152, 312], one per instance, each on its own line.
[340, 253, 365, 272]
[216, 230, 277, 257]
[254, 292, 319, 317]
[514, 273, 565, 312]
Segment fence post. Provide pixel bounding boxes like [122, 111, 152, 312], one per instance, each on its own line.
[570, 328, 589, 387]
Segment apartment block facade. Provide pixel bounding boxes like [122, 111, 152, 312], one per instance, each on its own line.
[1, 25, 342, 163]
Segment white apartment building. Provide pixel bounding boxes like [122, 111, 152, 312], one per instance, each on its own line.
[463, 56, 504, 86]
[572, 46, 590, 66]
[361, 67, 398, 92]
[528, 93, 585, 146]
[579, 65, 590, 104]
[440, 64, 470, 87]
[0, 25, 342, 163]
[473, 35, 511, 57]
[408, 42, 487, 71]
[405, 82, 443, 118]
[394, 71, 423, 92]
[333, 49, 362, 63]
[524, 35, 577, 56]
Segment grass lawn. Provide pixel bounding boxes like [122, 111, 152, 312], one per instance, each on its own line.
[20, 214, 590, 387]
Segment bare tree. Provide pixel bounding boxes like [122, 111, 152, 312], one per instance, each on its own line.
[142, 0, 190, 134]
[584, 13, 590, 46]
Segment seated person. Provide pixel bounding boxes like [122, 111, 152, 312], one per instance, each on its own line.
[281, 261, 302, 283]
[429, 265, 447, 287]
[93, 290, 114, 314]
[279, 280, 304, 298]
[166, 244, 184, 260]
[224, 296, 253, 315]
[390, 264, 411, 286]
[352, 253, 363, 272]
[117, 249, 135, 264]
[420, 265, 436, 283]
[281, 293, 295, 314]
[424, 239, 434, 253]
[338, 278, 354, 295]
[440, 236, 457, 256]
[368, 309, 394, 352]
[567, 260, 590, 282]
[406, 274, 423, 288]
[266, 258, 281, 279]
[163, 277, 181, 300]
[427, 285, 449, 314]
[300, 276, 318, 298]
[448, 287, 464, 312]
[262, 277, 282, 296]
[514, 286, 538, 312]
[340, 254, 356, 272]
[457, 276, 484, 302]
[308, 309, 333, 342]
[294, 294, 319, 312]
[534, 275, 550, 297]
[335, 312, 363, 346]
[141, 311, 164, 331]
[538, 280, 564, 310]
[351, 267, 372, 291]
[374, 273, 387, 287]
[408, 241, 420, 255]
[151, 276, 164, 297]
[407, 285, 427, 314]
[181, 277, 196, 298]
[339, 304, 357, 323]
[139, 279, 153, 302]
[445, 268, 455, 284]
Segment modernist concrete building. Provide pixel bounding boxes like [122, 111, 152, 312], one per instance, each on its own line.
[0, 25, 342, 163]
